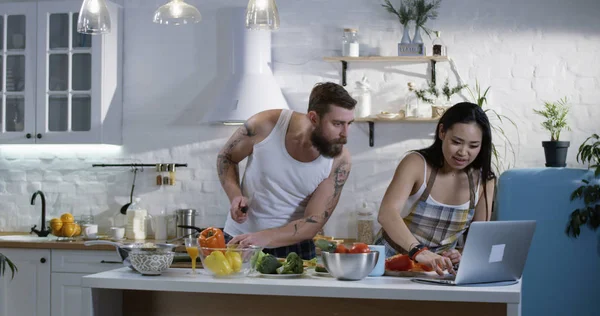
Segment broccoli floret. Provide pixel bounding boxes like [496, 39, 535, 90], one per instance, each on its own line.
[276, 252, 304, 274]
[256, 254, 282, 274]
[251, 250, 266, 268]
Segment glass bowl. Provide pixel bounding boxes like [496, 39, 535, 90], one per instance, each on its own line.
[198, 245, 263, 278]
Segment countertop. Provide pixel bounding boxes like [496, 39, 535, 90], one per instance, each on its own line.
[0, 232, 186, 252]
[82, 267, 522, 304]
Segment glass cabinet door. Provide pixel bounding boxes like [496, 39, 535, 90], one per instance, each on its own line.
[46, 12, 93, 134]
[0, 3, 36, 144]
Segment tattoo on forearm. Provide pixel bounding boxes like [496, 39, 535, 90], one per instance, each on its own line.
[292, 159, 350, 236]
[216, 123, 254, 185]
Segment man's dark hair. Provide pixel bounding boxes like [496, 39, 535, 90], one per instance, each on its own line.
[307, 82, 357, 118]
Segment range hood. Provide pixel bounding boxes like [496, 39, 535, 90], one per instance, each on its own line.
[203, 9, 288, 125]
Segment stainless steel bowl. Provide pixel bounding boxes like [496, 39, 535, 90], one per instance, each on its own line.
[321, 251, 379, 281]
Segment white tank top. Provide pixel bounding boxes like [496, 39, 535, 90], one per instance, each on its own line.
[224, 110, 334, 237]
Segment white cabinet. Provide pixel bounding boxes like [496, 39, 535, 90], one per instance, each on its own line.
[50, 250, 121, 316]
[0, 0, 123, 145]
[50, 273, 85, 316]
[0, 248, 51, 316]
[0, 248, 121, 316]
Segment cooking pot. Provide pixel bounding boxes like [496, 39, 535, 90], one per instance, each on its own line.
[84, 240, 177, 271]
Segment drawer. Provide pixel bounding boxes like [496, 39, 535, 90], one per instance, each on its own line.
[51, 249, 124, 274]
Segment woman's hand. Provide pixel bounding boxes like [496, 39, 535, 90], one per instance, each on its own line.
[415, 250, 456, 276]
[442, 249, 462, 265]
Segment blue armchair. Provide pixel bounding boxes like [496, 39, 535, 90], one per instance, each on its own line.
[496, 168, 600, 316]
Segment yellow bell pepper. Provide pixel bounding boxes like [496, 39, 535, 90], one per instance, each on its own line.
[204, 251, 233, 276]
[225, 250, 242, 273]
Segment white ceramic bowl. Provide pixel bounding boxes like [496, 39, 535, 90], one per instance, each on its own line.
[128, 251, 175, 276]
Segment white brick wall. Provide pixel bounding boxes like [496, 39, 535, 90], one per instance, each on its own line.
[1, 0, 599, 237]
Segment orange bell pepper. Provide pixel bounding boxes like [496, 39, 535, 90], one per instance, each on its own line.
[198, 227, 226, 255]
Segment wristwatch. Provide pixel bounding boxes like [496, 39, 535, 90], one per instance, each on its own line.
[408, 244, 428, 260]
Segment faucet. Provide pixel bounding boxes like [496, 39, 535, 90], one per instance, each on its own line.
[30, 191, 51, 237]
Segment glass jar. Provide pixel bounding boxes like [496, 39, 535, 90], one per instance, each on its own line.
[353, 75, 371, 118]
[356, 203, 374, 244]
[432, 31, 446, 56]
[342, 28, 359, 57]
[126, 197, 151, 240]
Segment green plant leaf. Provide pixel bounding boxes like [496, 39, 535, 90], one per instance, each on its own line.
[0, 253, 18, 280]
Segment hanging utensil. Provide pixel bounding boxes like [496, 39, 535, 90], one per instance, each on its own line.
[119, 168, 138, 215]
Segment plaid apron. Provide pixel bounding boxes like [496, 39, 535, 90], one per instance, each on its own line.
[375, 167, 476, 258]
[224, 232, 316, 260]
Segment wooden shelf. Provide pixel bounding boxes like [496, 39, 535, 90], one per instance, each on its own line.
[354, 116, 439, 147]
[324, 55, 449, 87]
[323, 56, 449, 63]
[354, 116, 439, 123]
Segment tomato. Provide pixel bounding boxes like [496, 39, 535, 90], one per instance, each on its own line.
[335, 244, 349, 253]
[385, 254, 414, 271]
[349, 243, 371, 253]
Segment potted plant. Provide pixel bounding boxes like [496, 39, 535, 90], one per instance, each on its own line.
[533, 97, 571, 167]
[566, 134, 600, 238]
[410, 0, 441, 43]
[382, 0, 414, 44]
[467, 81, 518, 173]
[0, 253, 17, 280]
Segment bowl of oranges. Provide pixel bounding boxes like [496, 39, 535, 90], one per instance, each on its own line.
[49, 213, 82, 238]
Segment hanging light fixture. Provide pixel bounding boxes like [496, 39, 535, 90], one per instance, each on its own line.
[245, 0, 279, 30]
[77, 0, 112, 34]
[153, 0, 202, 25]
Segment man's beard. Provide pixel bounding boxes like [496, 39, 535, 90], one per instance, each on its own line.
[310, 127, 346, 158]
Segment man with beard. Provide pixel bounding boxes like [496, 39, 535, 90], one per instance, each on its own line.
[217, 82, 356, 259]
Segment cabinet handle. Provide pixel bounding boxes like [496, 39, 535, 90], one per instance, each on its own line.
[26, 133, 32, 139]
[101, 260, 123, 264]
[36, 133, 42, 139]
[40, 258, 46, 263]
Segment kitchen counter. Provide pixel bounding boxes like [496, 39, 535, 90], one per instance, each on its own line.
[0, 233, 185, 252]
[81, 267, 521, 316]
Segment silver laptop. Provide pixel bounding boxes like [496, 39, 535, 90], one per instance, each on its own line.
[413, 220, 536, 286]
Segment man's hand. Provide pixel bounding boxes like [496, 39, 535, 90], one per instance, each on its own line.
[442, 249, 462, 265]
[228, 230, 273, 248]
[230, 196, 249, 224]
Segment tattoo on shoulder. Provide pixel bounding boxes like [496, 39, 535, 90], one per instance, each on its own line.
[216, 129, 246, 184]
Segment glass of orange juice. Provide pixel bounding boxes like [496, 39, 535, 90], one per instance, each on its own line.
[185, 237, 199, 275]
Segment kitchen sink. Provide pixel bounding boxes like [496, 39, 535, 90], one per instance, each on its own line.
[0, 235, 59, 242]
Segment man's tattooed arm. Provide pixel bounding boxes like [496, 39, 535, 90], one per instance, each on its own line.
[260, 151, 352, 248]
[291, 157, 351, 235]
[216, 122, 256, 200]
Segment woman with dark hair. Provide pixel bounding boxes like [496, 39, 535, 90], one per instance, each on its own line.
[374, 102, 496, 276]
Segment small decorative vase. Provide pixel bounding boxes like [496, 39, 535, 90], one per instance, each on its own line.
[400, 25, 411, 44]
[412, 26, 423, 44]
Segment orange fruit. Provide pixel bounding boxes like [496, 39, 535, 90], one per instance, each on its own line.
[60, 213, 74, 223]
[62, 223, 77, 237]
[50, 218, 63, 231]
[74, 224, 81, 236]
[52, 227, 63, 237]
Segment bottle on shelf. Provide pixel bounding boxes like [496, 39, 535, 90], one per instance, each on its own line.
[353, 75, 372, 118]
[342, 28, 360, 57]
[432, 31, 446, 56]
[405, 82, 419, 118]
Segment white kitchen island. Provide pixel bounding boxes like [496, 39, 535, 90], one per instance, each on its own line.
[81, 267, 521, 316]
